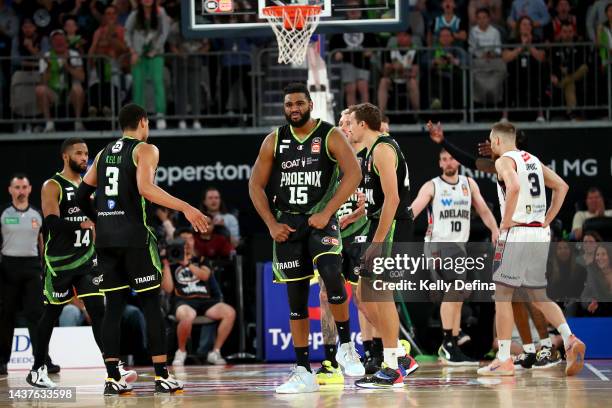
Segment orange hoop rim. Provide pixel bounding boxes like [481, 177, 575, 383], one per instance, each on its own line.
[262, 5, 322, 18]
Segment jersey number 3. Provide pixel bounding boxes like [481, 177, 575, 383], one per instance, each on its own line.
[105, 167, 119, 196]
[527, 173, 541, 197]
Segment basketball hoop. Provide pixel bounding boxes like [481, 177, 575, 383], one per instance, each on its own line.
[262, 5, 321, 65]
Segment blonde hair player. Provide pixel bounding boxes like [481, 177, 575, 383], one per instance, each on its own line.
[477, 122, 586, 377]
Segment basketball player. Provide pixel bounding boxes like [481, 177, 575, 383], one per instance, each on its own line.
[315, 109, 369, 385]
[76, 104, 208, 395]
[26, 138, 132, 388]
[410, 148, 499, 366]
[477, 122, 586, 376]
[426, 121, 562, 369]
[347, 103, 413, 388]
[249, 83, 364, 394]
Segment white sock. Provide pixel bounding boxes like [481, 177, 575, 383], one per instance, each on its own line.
[523, 343, 536, 354]
[540, 337, 553, 348]
[557, 323, 572, 345]
[497, 340, 511, 362]
[396, 340, 406, 357]
[383, 348, 399, 370]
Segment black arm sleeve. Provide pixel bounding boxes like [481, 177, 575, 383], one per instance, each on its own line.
[441, 138, 477, 170]
[76, 182, 97, 222]
[45, 214, 81, 234]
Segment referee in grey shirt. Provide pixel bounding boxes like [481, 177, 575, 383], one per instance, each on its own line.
[0, 174, 57, 375]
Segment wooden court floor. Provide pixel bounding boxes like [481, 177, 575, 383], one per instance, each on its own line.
[1, 361, 611, 407]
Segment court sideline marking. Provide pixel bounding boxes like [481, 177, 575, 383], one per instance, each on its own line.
[585, 363, 610, 381]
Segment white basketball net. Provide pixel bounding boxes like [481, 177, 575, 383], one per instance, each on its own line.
[263, 6, 321, 65]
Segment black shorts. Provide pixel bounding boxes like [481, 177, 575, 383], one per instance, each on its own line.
[341, 220, 371, 285]
[272, 212, 342, 283]
[359, 217, 414, 279]
[97, 241, 162, 293]
[43, 265, 104, 304]
[173, 297, 220, 316]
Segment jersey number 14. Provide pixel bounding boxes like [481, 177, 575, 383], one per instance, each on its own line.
[74, 229, 91, 247]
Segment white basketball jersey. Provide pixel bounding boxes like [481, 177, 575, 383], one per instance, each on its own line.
[496, 150, 547, 225]
[425, 175, 472, 242]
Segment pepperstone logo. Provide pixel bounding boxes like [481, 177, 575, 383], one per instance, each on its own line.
[155, 162, 253, 187]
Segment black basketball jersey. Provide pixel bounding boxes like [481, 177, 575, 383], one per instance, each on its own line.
[95, 137, 153, 248]
[272, 119, 340, 214]
[44, 173, 95, 274]
[362, 135, 412, 220]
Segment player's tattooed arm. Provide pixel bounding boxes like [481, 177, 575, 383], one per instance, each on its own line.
[308, 128, 361, 229]
[409, 180, 434, 219]
[135, 143, 208, 233]
[250, 132, 295, 242]
[495, 157, 520, 230]
[318, 279, 339, 344]
[542, 165, 569, 228]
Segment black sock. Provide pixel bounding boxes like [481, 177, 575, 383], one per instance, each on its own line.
[335, 319, 351, 344]
[373, 337, 383, 359]
[154, 362, 169, 379]
[443, 330, 455, 348]
[363, 340, 373, 359]
[324, 344, 338, 367]
[105, 360, 121, 381]
[295, 346, 311, 372]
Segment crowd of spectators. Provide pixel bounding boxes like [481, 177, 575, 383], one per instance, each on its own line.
[0, 0, 611, 130]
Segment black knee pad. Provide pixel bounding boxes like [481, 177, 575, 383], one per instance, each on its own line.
[286, 279, 309, 320]
[316, 254, 346, 305]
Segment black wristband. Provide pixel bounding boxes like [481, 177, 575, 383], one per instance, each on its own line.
[45, 214, 81, 234]
[75, 182, 98, 222]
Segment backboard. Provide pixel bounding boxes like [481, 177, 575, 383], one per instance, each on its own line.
[182, 0, 407, 38]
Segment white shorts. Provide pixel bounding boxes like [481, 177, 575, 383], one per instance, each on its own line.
[492, 226, 551, 288]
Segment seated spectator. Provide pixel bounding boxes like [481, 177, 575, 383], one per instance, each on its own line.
[469, 7, 506, 105]
[551, 0, 578, 41]
[125, 0, 170, 130]
[88, 4, 128, 118]
[36, 29, 85, 132]
[468, 0, 503, 27]
[168, 19, 210, 130]
[428, 0, 467, 46]
[597, 3, 612, 71]
[329, 0, 379, 106]
[162, 229, 235, 366]
[508, 0, 551, 41]
[59, 298, 88, 327]
[550, 21, 589, 119]
[377, 29, 420, 115]
[587, 0, 612, 43]
[582, 244, 612, 316]
[201, 187, 241, 247]
[63, 15, 86, 54]
[577, 230, 603, 268]
[502, 16, 547, 121]
[571, 187, 612, 240]
[428, 27, 465, 110]
[11, 18, 48, 71]
[193, 215, 235, 259]
[546, 240, 587, 301]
